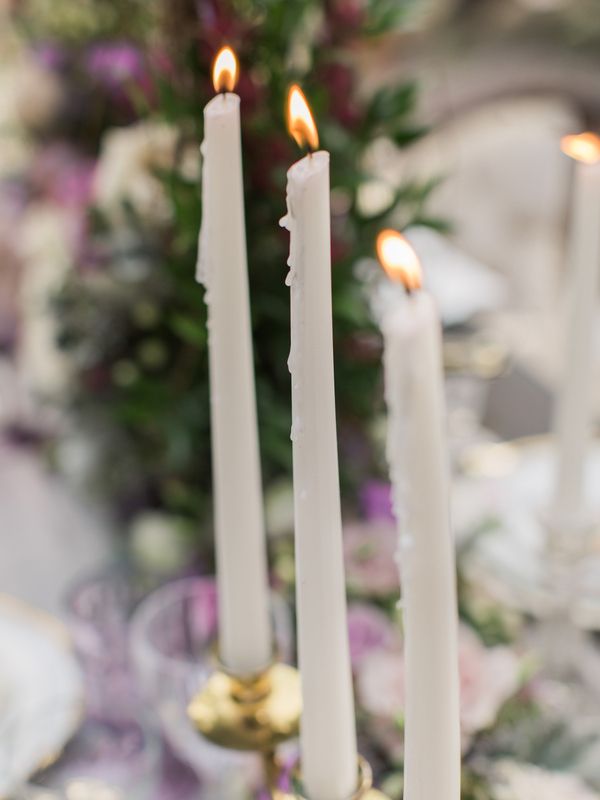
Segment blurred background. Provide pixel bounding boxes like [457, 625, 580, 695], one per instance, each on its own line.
[1, 0, 600, 798]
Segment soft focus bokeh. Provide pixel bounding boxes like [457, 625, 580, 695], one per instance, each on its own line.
[2, 1, 600, 798]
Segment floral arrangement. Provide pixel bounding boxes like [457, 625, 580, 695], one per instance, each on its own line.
[3, 0, 437, 534]
[4, 3, 600, 798]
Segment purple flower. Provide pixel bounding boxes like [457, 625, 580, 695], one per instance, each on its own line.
[190, 577, 219, 641]
[347, 603, 396, 668]
[34, 42, 67, 71]
[152, 744, 200, 800]
[32, 145, 95, 208]
[359, 480, 394, 522]
[85, 42, 147, 90]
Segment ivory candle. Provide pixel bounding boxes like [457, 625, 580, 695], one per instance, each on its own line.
[551, 133, 600, 527]
[197, 47, 271, 674]
[376, 231, 461, 800]
[280, 86, 358, 800]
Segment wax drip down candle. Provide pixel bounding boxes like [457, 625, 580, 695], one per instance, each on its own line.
[280, 85, 358, 800]
[197, 46, 271, 675]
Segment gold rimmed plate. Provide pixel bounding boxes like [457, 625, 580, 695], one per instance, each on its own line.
[0, 594, 84, 797]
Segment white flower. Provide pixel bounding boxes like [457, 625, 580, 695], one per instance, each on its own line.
[0, 19, 61, 177]
[17, 204, 74, 396]
[18, 204, 73, 267]
[0, 134, 32, 180]
[54, 431, 99, 488]
[13, 60, 62, 130]
[0, 59, 61, 134]
[129, 512, 193, 575]
[93, 121, 198, 227]
[492, 760, 600, 800]
[356, 180, 395, 217]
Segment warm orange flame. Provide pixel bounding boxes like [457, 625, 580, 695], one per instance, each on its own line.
[212, 46, 238, 93]
[286, 84, 319, 152]
[561, 132, 600, 165]
[376, 230, 422, 291]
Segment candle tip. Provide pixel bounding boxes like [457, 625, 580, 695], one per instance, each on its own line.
[286, 84, 319, 152]
[213, 46, 239, 93]
[561, 132, 600, 164]
[376, 230, 422, 291]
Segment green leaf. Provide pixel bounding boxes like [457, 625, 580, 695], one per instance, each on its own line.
[365, 83, 418, 127]
[169, 313, 207, 348]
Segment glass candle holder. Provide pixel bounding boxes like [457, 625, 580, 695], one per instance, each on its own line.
[65, 566, 149, 725]
[129, 576, 294, 796]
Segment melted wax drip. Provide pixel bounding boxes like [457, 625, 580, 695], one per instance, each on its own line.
[383, 329, 417, 597]
[280, 189, 303, 444]
[196, 139, 210, 291]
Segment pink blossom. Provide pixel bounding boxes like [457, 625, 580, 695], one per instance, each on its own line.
[343, 519, 399, 597]
[359, 480, 394, 522]
[86, 42, 147, 89]
[190, 577, 219, 642]
[356, 648, 406, 719]
[347, 603, 397, 668]
[34, 43, 67, 71]
[356, 624, 521, 749]
[32, 146, 95, 208]
[458, 625, 521, 735]
[85, 42, 154, 108]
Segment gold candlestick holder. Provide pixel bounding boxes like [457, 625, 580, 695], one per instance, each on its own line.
[281, 756, 391, 799]
[188, 660, 301, 750]
[188, 659, 302, 793]
[188, 665, 389, 799]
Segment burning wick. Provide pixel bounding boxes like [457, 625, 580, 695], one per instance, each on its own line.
[376, 229, 422, 295]
[286, 84, 319, 154]
[212, 46, 239, 95]
[561, 132, 600, 165]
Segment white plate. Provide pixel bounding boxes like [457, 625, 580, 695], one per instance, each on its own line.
[453, 437, 600, 626]
[0, 595, 83, 797]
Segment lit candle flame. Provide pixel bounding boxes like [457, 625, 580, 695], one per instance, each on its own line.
[286, 84, 319, 152]
[212, 46, 239, 93]
[376, 229, 422, 291]
[561, 132, 600, 165]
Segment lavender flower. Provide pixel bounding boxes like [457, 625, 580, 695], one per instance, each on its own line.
[34, 42, 67, 71]
[359, 480, 394, 522]
[85, 42, 147, 90]
[32, 145, 95, 208]
[347, 603, 397, 668]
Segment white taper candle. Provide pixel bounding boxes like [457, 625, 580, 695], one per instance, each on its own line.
[280, 86, 358, 800]
[377, 231, 461, 800]
[551, 133, 600, 528]
[197, 48, 271, 674]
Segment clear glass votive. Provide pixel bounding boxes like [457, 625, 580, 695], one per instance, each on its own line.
[129, 576, 293, 797]
[65, 566, 147, 725]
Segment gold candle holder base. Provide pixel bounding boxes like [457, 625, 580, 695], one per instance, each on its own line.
[187, 661, 301, 752]
[283, 755, 392, 799]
